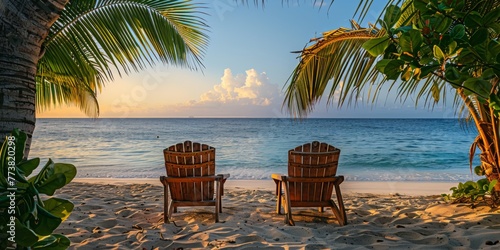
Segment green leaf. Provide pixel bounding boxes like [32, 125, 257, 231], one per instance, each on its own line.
[35, 173, 67, 196]
[33, 234, 71, 250]
[483, 7, 500, 26]
[450, 24, 466, 39]
[433, 45, 445, 62]
[53, 163, 77, 185]
[470, 28, 488, 47]
[488, 40, 500, 59]
[448, 41, 457, 55]
[362, 36, 390, 57]
[493, 64, 500, 77]
[482, 68, 497, 80]
[395, 26, 413, 33]
[14, 219, 39, 247]
[383, 60, 405, 80]
[490, 93, 500, 110]
[30, 204, 63, 236]
[400, 30, 423, 54]
[375, 59, 392, 73]
[474, 165, 485, 176]
[421, 65, 439, 77]
[477, 179, 488, 189]
[464, 11, 483, 29]
[43, 197, 74, 221]
[419, 55, 434, 65]
[18, 158, 40, 176]
[489, 23, 500, 34]
[445, 66, 460, 81]
[384, 43, 398, 59]
[382, 5, 402, 29]
[413, 0, 428, 12]
[434, 13, 452, 33]
[30, 160, 76, 195]
[400, 52, 414, 62]
[463, 78, 491, 97]
[489, 180, 498, 192]
[31, 159, 54, 184]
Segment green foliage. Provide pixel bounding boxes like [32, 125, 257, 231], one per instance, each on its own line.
[442, 179, 498, 207]
[360, 0, 500, 204]
[0, 129, 76, 249]
[442, 164, 498, 207]
[361, 0, 500, 102]
[362, 36, 390, 57]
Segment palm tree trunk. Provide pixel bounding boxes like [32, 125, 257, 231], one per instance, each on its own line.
[0, 0, 68, 157]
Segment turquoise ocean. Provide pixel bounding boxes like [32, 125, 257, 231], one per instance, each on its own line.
[31, 118, 480, 182]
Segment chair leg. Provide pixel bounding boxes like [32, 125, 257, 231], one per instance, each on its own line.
[168, 203, 175, 223]
[219, 179, 224, 213]
[283, 179, 295, 226]
[162, 180, 170, 224]
[328, 200, 344, 226]
[275, 179, 283, 214]
[215, 179, 220, 222]
[334, 184, 347, 225]
[218, 198, 222, 213]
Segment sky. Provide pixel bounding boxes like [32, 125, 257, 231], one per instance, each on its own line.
[37, 0, 455, 119]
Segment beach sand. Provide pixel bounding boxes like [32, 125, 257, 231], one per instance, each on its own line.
[54, 179, 500, 249]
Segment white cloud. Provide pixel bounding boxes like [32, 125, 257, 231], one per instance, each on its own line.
[163, 68, 284, 117]
[198, 68, 278, 106]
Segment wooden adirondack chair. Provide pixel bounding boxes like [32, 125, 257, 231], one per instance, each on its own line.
[160, 141, 229, 223]
[271, 141, 346, 226]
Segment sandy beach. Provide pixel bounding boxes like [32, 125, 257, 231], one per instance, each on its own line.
[54, 179, 500, 249]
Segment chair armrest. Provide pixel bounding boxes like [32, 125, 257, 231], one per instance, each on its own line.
[215, 174, 230, 196]
[160, 176, 167, 186]
[271, 173, 285, 181]
[216, 174, 230, 180]
[271, 173, 286, 196]
[336, 175, 345, 185]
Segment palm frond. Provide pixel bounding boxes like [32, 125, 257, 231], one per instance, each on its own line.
[37, 0, 208, 116]
[395, 0, 417, 27]
[36, 69, 100, 117]
[284, 21, 384, 117]
[284, 0, 460, 117]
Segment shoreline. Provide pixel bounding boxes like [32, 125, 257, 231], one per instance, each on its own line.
[72, 178, 456, 195]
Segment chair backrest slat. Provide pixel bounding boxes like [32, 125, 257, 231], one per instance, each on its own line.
[164, 141, 216, 201]
[288, 141, 340, 202]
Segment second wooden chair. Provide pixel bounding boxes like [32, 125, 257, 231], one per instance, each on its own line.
[160, 141, 229, 223]
[272, 141, 346, 226]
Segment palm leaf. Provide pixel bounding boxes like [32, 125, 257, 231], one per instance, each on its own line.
[36, 0, 209, 117]
[284, 21, 385, 117]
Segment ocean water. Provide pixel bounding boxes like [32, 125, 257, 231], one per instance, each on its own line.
[30, 118, 479, 182]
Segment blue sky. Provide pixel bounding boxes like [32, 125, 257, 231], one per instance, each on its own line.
[38, 0, 455, 118]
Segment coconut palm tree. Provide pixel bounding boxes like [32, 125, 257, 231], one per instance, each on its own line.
[0, 0, 208, 156]
[284, 0, 500, 193]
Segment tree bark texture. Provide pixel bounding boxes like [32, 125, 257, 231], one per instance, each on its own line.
[0, 0, 67, 157]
